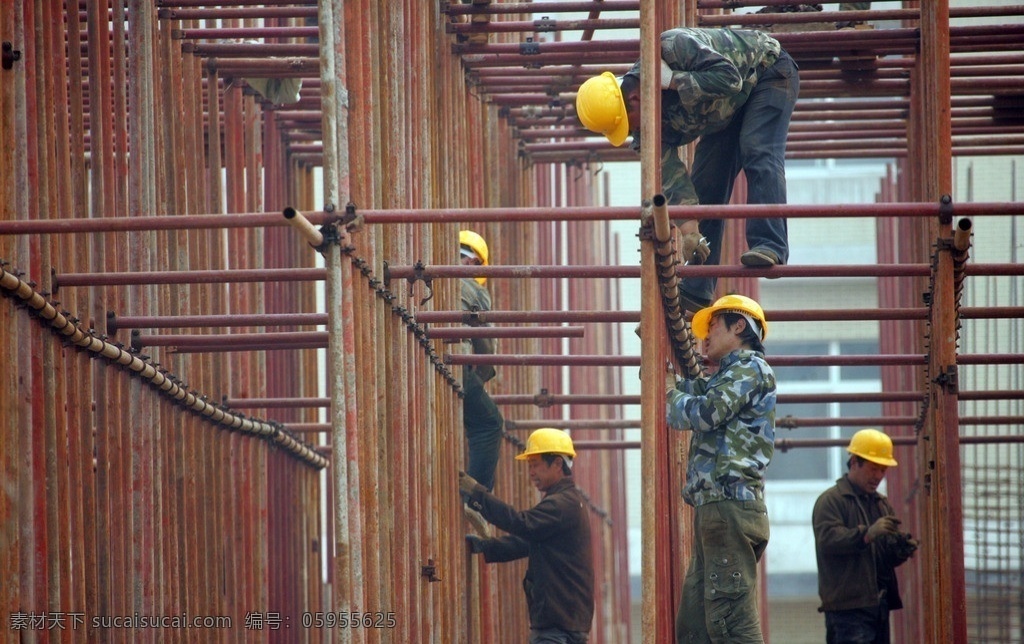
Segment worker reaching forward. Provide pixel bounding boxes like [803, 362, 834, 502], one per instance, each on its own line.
[576, 28, 800, 313]
[666, 294, 776, 643]
[813, 429, 917, 644]
[460, 428, 594, 643]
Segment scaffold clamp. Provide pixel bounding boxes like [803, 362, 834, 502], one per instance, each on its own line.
[938, 194, 954, 226]
[933, 365, 958, 394]
[421, 558, 442, 583]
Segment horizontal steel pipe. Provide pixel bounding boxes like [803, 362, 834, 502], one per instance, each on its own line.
[157, 7, 317, 19]
[387, 263, 1024, 281]
[426, 326, 586, 340]
[699, 8, 919, 26]
[134, 331, 328, 348]
[506, 419, 639, 430]
[573, 441, 641, 450]
[449, 353, 1024, 368]
[492, 390, 1024, 406]
[157, 0, 315, 6]
[492, 394, 642, 406]
[448, 18, 639, 34]
[54, 267, 326, 289]
[4, 202, 1021, 235]
[173, 26, 319, 40]
[444, 1, 639, 15]
[776, 433, 1024, 451]
[415, 310, 639, 324]
[109, 312, 328, 330]
[224, 397, 331, 409]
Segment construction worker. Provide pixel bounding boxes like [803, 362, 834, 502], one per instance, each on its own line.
[812, 429, 917, 644]
[576, 28, 799, 313]
[459, 428, 594, 643]
[459, 230, 505, 497]
[665, 294, 776, 643]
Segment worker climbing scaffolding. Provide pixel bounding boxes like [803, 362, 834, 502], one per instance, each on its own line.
[458, 230, 505, 533]
[577, 27, 800, 312]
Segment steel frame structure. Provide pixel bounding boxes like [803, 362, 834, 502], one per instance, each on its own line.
[1, 1, 1022, 642]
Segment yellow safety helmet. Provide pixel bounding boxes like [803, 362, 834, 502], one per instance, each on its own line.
[690, 294, 768, 341]
[575, 71, 630, 147]
[515, 428, 577, 461]
[459, 230, 489, 286]
[847, 428, 898, 467]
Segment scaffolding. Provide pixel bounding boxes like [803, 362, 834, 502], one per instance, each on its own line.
[1, 1, 1022, 642]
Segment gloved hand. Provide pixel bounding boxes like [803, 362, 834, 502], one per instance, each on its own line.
[680, 232, 710, 265]
[889, 532, 919, 559]
[459, 471, 481, 498]
[865, 516, 900, 543]
[660, 59, 674, 89]
[466, 534, 485, 554]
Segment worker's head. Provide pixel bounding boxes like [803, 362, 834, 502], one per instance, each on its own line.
[690, 294, 768, 360]
[846, 429, 897, 494]
[459, 230, 489, 286]
[576, 72, 630, 147]
[516, 428, 576, 491]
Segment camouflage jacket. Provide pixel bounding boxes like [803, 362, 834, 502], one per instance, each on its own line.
[665, 349, 776, 507]
[625, 28, 782, 206]
[460, 278, 496, 382]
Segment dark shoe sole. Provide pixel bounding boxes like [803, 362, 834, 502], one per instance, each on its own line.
[741, 249, 780, 267]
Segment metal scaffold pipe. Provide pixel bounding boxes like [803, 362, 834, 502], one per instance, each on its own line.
[0, 265, 326, 468]
[2, 201, 1020, 235]
[283, 206, 324, 247]
[449, 353, 1024, 368]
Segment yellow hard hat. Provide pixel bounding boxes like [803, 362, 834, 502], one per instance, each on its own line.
[847, 428, 898, 467]
[459, 230, 489, 286]
[575, 71, 630, 147]
[515, 428, 577, 461]
[459, 230, 489, 265]
[690, 294, 768, 341]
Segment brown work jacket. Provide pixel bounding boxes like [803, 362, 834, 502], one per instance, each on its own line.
[471, 477, 594, 632]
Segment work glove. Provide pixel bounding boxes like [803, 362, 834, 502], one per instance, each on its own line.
[888, 532, 919, 560]
[660, 59, 674, 89]
[865, 516, 900, 543]
[466, 534, 485, 554]
[680, 232, 710, 265]
[459, 470, 482, 498]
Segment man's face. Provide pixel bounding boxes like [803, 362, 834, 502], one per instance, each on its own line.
[704, 314, 744, 363]
[848, 458, 889, 494]
[527, 455, 563, 493]
[624, 89, 641, 137]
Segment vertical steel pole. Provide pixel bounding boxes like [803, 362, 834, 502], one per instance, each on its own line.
[319, 3, 364, 642]
[637, 0, 676, 641]
[920, 2, 966, 641]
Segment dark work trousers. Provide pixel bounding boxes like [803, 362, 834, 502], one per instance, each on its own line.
[676, 499, 770, 644]
[824, 601, 891, 644]
[681, 50, 800, 305]
[462, 367, 504, 491]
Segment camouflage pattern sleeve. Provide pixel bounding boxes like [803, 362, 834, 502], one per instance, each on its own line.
[661, 145, 699, 206]
[662, 30, 744, 103]
[665, 359, 763, 432]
